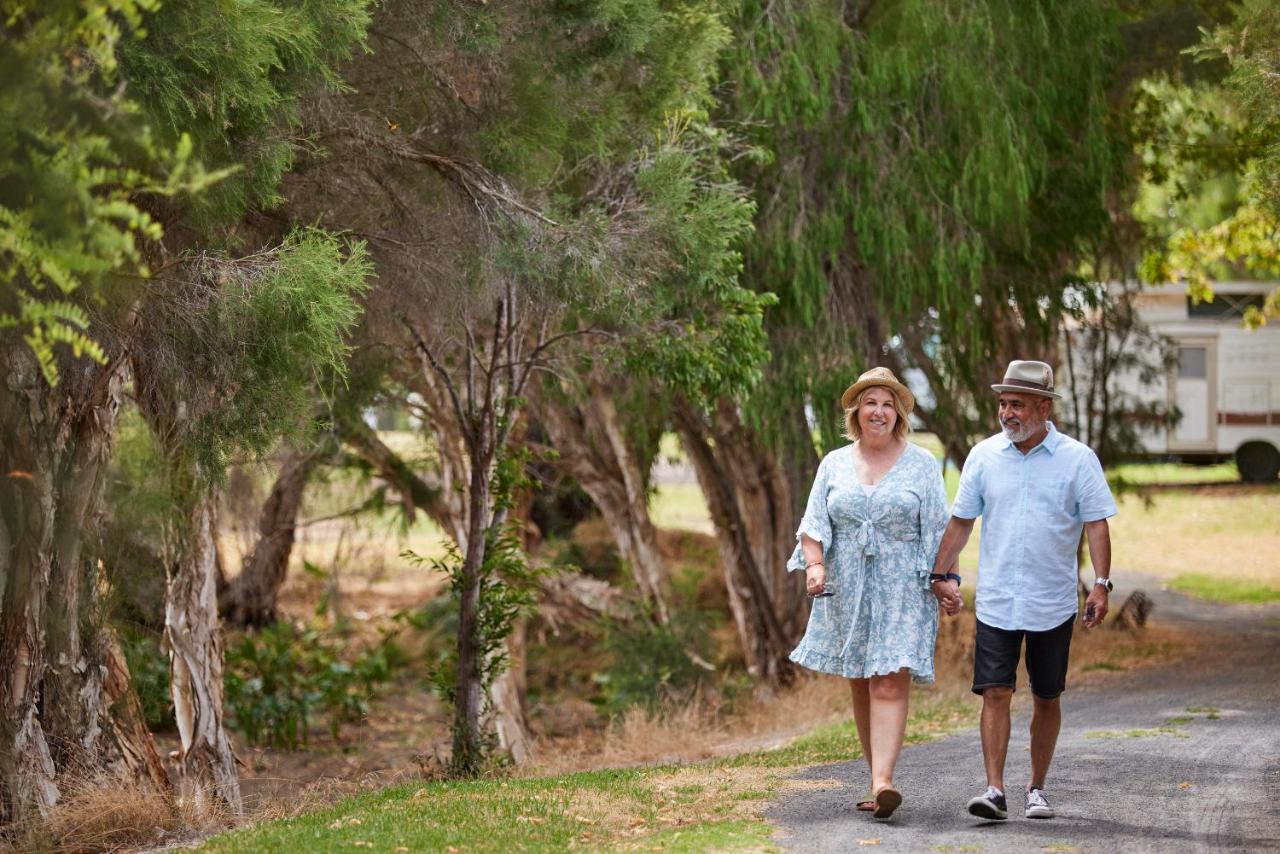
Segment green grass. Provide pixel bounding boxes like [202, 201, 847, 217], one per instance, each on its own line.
[1168, 573, 1280, 604]
[202, 695, 975, 851]
[1111, 461, 1240, 485]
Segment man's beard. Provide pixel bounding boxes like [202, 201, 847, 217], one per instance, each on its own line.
[1001, 414, 1044, 443]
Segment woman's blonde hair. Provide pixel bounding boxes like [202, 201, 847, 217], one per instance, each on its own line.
[844, 385, 912, 442]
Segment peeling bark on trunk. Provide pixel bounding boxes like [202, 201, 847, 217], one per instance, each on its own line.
[1, 346, 167, 824]
[166, 494, 242, 817]
[537, 571, 634, 633]
[672, 398, 797, 686]
[219, 445, 323, 628]
[103, 627, 171, 794]
[489, 620, 532, 766]
[535, 381, 670, 623]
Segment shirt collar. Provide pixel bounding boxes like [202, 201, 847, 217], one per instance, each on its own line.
[999, 421, 1061, 455]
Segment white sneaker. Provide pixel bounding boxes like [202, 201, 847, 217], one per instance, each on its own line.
[1025, 787, 1054, 819]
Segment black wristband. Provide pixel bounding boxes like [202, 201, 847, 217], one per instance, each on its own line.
[930, 572, 962, 585]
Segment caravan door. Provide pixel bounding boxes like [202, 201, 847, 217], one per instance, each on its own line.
[1169, 338, 1218, 452]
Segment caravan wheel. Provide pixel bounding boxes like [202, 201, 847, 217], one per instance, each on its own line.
[1236, 441, 1280, 483]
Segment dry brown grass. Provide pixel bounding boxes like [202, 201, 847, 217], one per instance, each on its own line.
[2, 774, 178, 854]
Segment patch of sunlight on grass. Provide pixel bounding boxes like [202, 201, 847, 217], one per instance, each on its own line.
[1113, 461, 1240, 484]
[1168, 573, 1280, 604]
[650, 482, 714, 534]
[1106, 486, 1280, 587]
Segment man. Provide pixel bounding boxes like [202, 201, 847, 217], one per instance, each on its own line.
[930, 359, 1117, 821]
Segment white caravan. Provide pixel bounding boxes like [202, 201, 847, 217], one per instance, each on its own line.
[1092, 281, 1280, 482]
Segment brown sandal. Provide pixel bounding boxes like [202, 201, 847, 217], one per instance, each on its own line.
[856, 799, 875, 812]
[873, 786, 902, 819]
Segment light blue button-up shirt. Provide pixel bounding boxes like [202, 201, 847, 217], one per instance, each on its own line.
[952, 422, 1118, 632]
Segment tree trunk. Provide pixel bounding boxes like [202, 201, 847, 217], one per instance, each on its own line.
[336, 416, 453, 534]
[535, 380, 671, 622]
[219, 444, 323, 627]
[451, 455, 491, 775]
[489, 619, 532, 766]
[672, 398, 797, 686]
[166, 492, 242, 818]
[102, 627, 171, 793]
[1, 346, 167, 824]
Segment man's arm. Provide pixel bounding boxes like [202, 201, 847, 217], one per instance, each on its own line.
[1082, 518, 1111, 628]
[931, 516, 975, 615]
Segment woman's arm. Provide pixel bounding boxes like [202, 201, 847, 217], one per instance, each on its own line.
[801, 533, 827, 594]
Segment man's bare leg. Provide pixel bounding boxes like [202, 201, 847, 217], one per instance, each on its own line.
[1028, 694, 1061, 790]
[980, 687, 1013, 794]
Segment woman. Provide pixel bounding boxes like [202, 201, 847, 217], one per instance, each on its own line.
[787, 366, 950, 819]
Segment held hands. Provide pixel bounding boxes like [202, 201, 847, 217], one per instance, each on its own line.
[1082, 585, 1109, 629]
[932, 579, 963, 616]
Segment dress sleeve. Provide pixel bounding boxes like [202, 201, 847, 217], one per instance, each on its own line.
[921, 452, 948, 565]
[786, 455, 834, 572]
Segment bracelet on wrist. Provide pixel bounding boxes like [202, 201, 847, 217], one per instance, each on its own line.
[929, 572, 962, 585]
[805, 560, 825, 570]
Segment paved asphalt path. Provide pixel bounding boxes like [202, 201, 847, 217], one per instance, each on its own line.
[766, 574, 1280, 852]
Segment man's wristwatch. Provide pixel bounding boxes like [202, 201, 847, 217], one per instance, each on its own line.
[1094, 577, 1113, 593]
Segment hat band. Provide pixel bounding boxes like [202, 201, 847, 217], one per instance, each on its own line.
[1000, 377, 1054, 392]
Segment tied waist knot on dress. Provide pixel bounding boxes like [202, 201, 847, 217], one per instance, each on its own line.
[831, 520, 928, 659]
[832, 520, 929, 586]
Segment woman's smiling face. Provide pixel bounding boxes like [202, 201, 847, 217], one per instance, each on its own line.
[858, 386, 898, 440]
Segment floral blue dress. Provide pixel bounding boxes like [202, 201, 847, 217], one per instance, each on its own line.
[787, 442, 947, 682]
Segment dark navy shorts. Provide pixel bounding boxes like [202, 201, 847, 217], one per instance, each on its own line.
[972, 614, 1075, 699]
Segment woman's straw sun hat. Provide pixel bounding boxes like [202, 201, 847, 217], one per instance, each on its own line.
[840, 367, 915, 414]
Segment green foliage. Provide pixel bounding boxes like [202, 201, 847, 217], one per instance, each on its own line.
[137, 228, 372, 478]
[467, 0, 735, 188]
[0, 1, 227, 383]
[118, 628, 173, 730]
[223, 621, 404, 750]
[1141, 2, 1280, 326]
[594, 610, 713, 716]
[406, 521, 545, 722]
[614, 117, 773, 408]
[718, 0, 1126, 451]
[117, 0, 373, 226]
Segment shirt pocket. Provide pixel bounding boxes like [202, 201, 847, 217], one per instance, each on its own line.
[1033, 478, 1070, 516]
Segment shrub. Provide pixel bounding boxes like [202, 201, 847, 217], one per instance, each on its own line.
[595, 608, 714, 716]
[223, 621, 403, 749]
[119, 628, 173, 730]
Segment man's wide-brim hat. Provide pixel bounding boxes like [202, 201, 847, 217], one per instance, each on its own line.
[991, 359, 1063, 400]
[841, 367, 915, 414]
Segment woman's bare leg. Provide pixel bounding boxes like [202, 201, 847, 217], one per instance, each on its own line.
[868, 669, 910, 792]
[849, 678, 873, 772]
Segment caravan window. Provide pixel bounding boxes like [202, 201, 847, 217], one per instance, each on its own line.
[1186, 293, 1265, 319]
[1178, 347, 1206, 378]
